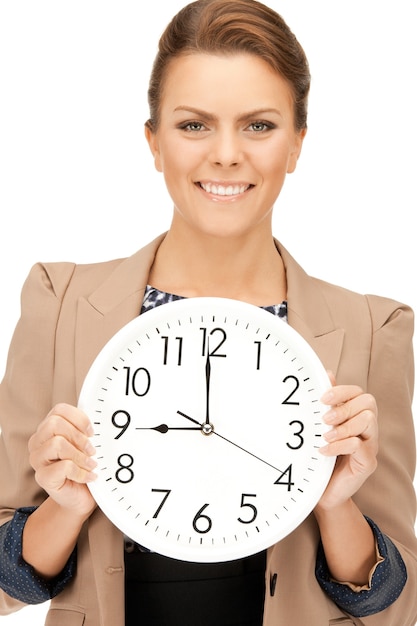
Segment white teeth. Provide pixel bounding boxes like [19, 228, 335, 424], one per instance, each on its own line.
[200, 182, 249, 196]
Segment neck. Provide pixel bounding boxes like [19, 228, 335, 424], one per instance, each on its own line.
[148, 226, 287, 306]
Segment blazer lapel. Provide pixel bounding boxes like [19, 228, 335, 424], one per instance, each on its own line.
[276, 241, 344, 377]
[74, 234, 166, 398]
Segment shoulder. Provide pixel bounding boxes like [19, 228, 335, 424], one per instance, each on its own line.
[22, 234, 167, 303]
[22, 257, 127, 303]
[314, 276, 414, 334]
[277, 239, 413, 336]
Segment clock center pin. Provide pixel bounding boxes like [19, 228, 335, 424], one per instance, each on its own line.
[202, 422, 214, 435]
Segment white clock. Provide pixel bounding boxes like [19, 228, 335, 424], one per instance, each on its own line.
[79, 297, 335, 563]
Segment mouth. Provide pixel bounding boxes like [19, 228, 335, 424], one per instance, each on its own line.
[197, 182, 253, 197]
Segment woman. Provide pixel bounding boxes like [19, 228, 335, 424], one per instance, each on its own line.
[0, 0, 416, 624]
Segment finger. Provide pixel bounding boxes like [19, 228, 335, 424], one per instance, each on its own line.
[50, 403, 94, 433]
[43, 403, 93, 437]
[28, 422, 96, 469]
[35, 458, 97, 492]
[29, 404, 94, 456]
[321, 384, 368, 406]
[320, 437, 378, 474]
[323, 410, 378, 447]
[31, 436, 97, 493]
[323, 393, 377, 428]
[30, 430, 96, 467]
[326, 370, 337, 387]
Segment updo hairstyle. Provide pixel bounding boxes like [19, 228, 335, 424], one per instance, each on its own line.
[146, 0, 310, 132]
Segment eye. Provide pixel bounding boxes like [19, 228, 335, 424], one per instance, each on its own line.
[248, 121, 275, 133]
[179, 121, 206, 133]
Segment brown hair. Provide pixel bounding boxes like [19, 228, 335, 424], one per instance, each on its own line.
[147, 0, 310, 132]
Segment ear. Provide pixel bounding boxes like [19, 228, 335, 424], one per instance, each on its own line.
[287, 127, 307, 174]
[144, 122, 162, 172]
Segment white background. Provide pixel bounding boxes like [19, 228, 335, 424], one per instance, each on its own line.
[0, 1, 415, 623]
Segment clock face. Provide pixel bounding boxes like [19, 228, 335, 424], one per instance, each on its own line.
[79, 297, 335, 563]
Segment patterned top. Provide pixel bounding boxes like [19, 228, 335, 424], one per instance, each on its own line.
[0, 287, 407, 619]
[141, 284, 289, 320]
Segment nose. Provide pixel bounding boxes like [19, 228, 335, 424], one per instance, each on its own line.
[209, 128, 243, 168]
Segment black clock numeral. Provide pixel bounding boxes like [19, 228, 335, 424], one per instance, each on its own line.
[274, 464, 294, 491]
[282, 375, 300, 405]
[115, 453, 134, 483]
[111, 410, 131, 439]
[254, 341, 262, 370]
[123, 366, 151, 396]
[161, 336, 183, 366]
[200, 327, 227, 358]
[192, 503, 213, 534]
[151, 488, 171, 518]
[237, 493, 258, 524]
[286, 420, 304, 450]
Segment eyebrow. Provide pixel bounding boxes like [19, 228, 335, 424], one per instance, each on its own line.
[173, 106, 283, 121]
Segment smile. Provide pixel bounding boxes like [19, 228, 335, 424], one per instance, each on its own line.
[198, 182, 252, 196]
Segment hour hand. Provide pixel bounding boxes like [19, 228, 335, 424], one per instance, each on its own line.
[177, 410, 213, 435]
[176, 410, 202, 426]
[137, 411, 204, 434]
[136, 422, 201, 434]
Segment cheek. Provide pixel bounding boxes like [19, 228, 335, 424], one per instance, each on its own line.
[254, 137, 294, 175]
[257, 152, 289, 187]
[159, 139, 197, 174]
[162, 146, 206, 194]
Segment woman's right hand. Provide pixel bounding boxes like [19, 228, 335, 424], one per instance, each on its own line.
[28, 403, 97, 519]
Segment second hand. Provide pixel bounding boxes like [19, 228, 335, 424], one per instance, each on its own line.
[176, 410, 282, 472]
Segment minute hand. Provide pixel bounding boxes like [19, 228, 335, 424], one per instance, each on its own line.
[205, 350, 211, 426]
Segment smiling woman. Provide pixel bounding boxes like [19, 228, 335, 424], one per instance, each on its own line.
[145, 53, 304, 290]
[0, 1, 417, 626]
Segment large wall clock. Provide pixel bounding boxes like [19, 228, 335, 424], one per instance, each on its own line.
[79, 297, 336, 562]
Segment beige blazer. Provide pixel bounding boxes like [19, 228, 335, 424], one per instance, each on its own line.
[1, 235, 417, 626]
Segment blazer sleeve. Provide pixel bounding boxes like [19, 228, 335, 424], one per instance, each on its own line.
[338, 296, 417, 625]
[0, 262, 76, 614]
[360, 296, 417, 623]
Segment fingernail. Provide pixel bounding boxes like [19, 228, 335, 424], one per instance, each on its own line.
[85, 440, 96, 456]
[324, 428, 337, 442]
[323, 410, 337, 424]
[321, 390, 335, 404]
[86, 456, 97, 469]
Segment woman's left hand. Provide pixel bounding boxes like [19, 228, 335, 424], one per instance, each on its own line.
[317, 375, 378, 511]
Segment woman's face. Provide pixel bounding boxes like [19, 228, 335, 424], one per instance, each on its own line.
[146, 53, 305, 240]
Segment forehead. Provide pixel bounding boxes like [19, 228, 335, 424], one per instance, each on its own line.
[160, 52, 295, 120]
